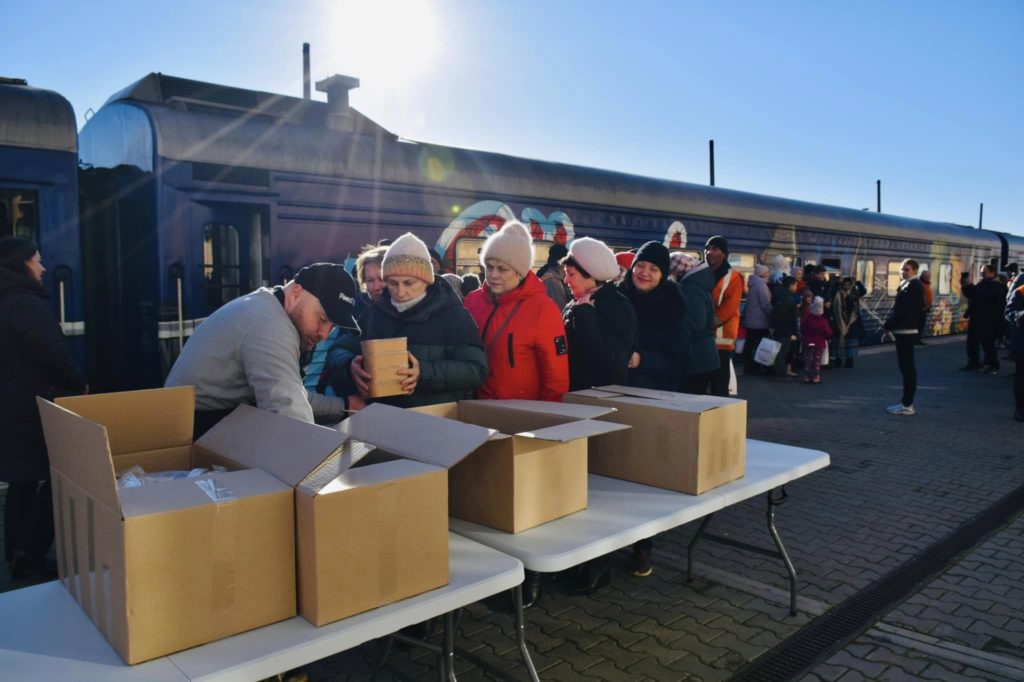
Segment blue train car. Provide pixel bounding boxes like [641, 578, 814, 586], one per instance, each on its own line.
[0, 77, 85, 366]
[78, 73, 1008, 390]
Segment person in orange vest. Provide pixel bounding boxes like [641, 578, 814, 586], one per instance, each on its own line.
[705, 235, 744, 397]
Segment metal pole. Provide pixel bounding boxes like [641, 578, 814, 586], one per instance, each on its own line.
[709, 139, 715, 186]
[979, 203, 984, 230]
[303, 43, 311, 100]
[876, 179, 881, 212]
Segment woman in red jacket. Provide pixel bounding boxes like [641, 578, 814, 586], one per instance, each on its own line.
[464, 221, 569, 402]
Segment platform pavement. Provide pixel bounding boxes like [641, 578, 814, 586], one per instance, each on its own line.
[2, 338, 1021, 681]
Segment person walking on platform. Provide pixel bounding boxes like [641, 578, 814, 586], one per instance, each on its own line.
[562, 236, 637, 595]
[464, 221, 569, 402]
[743, 264, 773, 376]
[331, 233, 488, 408]
[1005, 272, 1024, 422]
[918, 270, 933, 344]
[962, 265, 1008, 374]
[800, 297, 832, 384]
[705, 236, 744, 396]
[671, 252, 720, 393]
[166, 263, 359, 436]
[884, 259, 925, 415]
[770, 275, 800, 378]
[0, 237, 88, 581]
[833, 277, 863, 368]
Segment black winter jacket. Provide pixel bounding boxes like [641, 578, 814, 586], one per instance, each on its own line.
[678, 264, 720, 377]
[963, 278, 1008, 328]
[884, 278, 925, 333]
[619, 276, 686, 390]
[326, 280, 488, 407]
[563, 284, 638, 391]
[770, 290, 799, 339]
[0, 267, 87, 482]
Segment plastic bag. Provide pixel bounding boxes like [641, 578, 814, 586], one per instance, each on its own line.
[728, 358, 738, 396]
[754, 338, 782, 366]
[116, 465, 217, 489]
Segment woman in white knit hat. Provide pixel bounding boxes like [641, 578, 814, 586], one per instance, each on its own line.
[327, 232, 487, 407]
[464, 221, 569, 403]
[561, 237, 638, 392]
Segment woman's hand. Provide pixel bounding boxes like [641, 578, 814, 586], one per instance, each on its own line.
[350, 355, 371, 398]
[397, 352, 420, 394]
[628, 352, 641, 369]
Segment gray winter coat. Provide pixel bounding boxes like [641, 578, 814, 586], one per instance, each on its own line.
[678, 264, 721, 378]
[745, 274, 773, 330]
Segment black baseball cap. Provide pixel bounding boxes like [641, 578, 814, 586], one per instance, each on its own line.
[294, 263, 360, 331]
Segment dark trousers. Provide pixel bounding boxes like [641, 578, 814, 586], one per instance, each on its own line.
[980, 330, 999, 370]
[743, 329, 768, 374]
[773, 333, 793, 374]
[966, 324, 981, 366]
[895, 333, 918, 407]
[680, 371, 715, 395]
[3, 480, 54, 565]
[1015, 352, 1024, 412]
[709, 350, 732, 397]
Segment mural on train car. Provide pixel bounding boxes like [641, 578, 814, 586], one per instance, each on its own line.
[434, 200, 576, 272]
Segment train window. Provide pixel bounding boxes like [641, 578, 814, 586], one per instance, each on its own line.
[203, 223, 241, 308]
[886, 261, 903, 296]
[454, 238, 485, 276]
[855, 260, 875, 295]
[821, 257, 842, 275]
[0, 188, 39, 242]
[938, 264, 952, 295]
[728, 253, 756, 281]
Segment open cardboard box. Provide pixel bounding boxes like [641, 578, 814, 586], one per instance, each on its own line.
[410, 400, 630, 533]
[198, 401, 492, 627]
[564, 385, 746, 495]
[38, 387, 296, 665]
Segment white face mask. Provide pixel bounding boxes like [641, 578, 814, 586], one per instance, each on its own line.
[392, 291, 427, 313]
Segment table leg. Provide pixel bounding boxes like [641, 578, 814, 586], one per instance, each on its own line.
[513, 584, 541, 682]
[370, 636, 394, 682]
[686, 514, 715, 582]
[443, 610, 457, 682]
[765, 488, 799, 616]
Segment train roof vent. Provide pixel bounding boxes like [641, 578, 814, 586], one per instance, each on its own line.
[0, 77, 28, 86]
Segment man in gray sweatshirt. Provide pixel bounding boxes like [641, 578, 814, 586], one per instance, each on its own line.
[166, 263, 359, 436]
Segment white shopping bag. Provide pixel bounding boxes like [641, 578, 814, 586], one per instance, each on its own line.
[754, 337, 782, 366]
[728, 358, 738, 396]
[821, 343, 830, 366]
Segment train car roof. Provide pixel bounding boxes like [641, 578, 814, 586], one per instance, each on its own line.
[97, 73, 1000, 249]
[0, 79, 77, 153]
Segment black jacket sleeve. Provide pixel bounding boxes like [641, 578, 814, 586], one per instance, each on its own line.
[11, 294, 87, 391]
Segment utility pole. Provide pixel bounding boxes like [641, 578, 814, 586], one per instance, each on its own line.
[303, 43, 311, 100]
[876, 180, 881, 212]
[979, 203, 984, 230]
[709, 139, 715, 187]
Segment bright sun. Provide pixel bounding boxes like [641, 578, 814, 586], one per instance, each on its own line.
[321, 0, 441, 89]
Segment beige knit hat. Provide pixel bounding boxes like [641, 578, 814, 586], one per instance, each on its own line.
[382, 233, 435, 284]
[567, 237, 619, 282]
[480, 221, 534, 277]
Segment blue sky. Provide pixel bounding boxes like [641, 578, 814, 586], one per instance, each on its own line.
[6, 1, 1023, 235]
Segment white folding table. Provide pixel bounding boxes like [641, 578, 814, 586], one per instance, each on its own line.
[0, 533, 529, 682]
[451, 439, 830, 615]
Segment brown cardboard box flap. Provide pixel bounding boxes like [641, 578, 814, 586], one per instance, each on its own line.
[597, 394, 739, 414]
[196, 404, 348, 487]
[347, 403, 492, 469]
[595, 385, 744, 409]
[298, 440, 377, 496]
[523, 419, 631, 442]
[37, 397, 121, 514]
[56, 386, 194, 455]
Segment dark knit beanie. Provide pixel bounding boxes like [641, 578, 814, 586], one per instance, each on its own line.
[632, 241, 670, 278]
[704, 235, 729, 256]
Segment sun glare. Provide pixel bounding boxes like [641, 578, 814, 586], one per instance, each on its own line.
[322, 0, 441, 88]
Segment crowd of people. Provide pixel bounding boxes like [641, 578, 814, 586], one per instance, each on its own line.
[2, 226, 1022, 599]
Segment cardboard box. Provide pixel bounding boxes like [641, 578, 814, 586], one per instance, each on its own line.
[362, 337, 408, 398]
[564, 385, 746, 495]
[411, 400, 630, 533]
[195, 401, 491, 627]
[37, 387, 296, 665]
